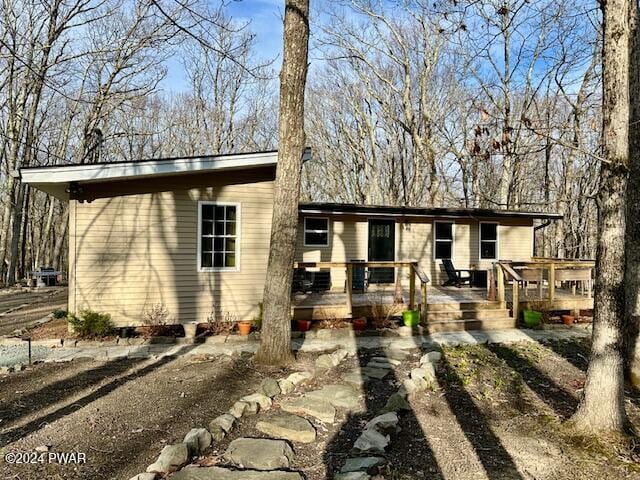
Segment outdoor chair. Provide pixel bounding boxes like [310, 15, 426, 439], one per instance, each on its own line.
[292, 268, 313, 293]
[349, 260, 369, 293]
[441, 259, 472, 288]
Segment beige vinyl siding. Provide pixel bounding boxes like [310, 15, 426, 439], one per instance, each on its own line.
[69, 171, 274, 327]
[296, 215, 534, 288]
[295, 215, 369, 289]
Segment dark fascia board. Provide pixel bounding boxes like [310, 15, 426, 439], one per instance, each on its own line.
[298, 202, 563, 220]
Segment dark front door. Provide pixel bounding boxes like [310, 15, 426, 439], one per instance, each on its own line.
[368, 219, 395, 283]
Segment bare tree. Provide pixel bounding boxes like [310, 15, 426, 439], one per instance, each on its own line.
[255, 0, 310, 365]
[625, 0, 640, 385]
[570, 0, 630, 434]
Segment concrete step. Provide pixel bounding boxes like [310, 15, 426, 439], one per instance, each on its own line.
[426, 308, 511, 321]
[424, 317, 517, 334]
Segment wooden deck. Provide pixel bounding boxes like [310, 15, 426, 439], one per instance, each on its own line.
[291, 259, 595, 329]
[510, 287, 594, 313]
[291, 285, 593, 320]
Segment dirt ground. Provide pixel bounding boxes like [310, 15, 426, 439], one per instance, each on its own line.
[0, 287, 67, 336]
[0, 348, 297, 480]
[1, 338, 639, 480]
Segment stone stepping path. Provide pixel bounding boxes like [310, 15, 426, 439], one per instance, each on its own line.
[171, 466, 303, 479]
[304, 384, 361, 410]
[280, 396, 336, 423]
[224, 438, 294, 470]
[256, 413, 316, 443]
[131, 347, 414, 480]
[333, 348, 444, 480]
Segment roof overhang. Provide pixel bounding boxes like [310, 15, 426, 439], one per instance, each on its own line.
[20, 149, 311, 200]
[298, 202, 563, 220]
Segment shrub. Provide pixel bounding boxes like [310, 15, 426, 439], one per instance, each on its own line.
[205, 308, 236, 336]
[253, 302, 263, 330]
[52, 308, 67, 319]
[142, 303, 172, 336]
[68, 309, 115, 338]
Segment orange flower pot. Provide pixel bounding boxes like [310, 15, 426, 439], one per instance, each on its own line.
[238, 321, 252, 336]
[352, 317, 367, 331]
[296, 320, 312, 332]
[562, 315, 574, 326]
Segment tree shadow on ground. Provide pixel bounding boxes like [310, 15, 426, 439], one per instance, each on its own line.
[0, 357, 146, 428]
[104, 352, 275, 480]
[0, 344, 198, 447]
[533, 338, 590, 372]
[322, 337, 444, 479]
[438, 354, 524, 480]
[528, 337, 640, 410]
[488, 344, 578, 419]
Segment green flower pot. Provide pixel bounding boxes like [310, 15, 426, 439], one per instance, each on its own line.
[523, 310, 542, 328]
[403, 310, 421, 327]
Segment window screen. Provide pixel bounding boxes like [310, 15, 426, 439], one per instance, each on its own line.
[434, 222, 453, 259]
[200, 204, 238, 269]
[480, 223, 498, 259]
[304, 217, 329, 246]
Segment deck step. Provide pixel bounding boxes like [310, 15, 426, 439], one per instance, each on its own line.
[424, 317, 517, 333]
[425, 301, 505, 312]
[426, 308, 511, 321]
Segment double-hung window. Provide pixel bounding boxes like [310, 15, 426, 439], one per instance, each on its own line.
[304, 217, 329, 246]
[479, 222, 498, 260]
[434, 222, 454, 260]
[199, 202, 239, 271]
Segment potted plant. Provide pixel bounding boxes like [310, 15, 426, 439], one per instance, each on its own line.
[296, 319, 312, 332]
[561, 314, 575, 326]
[522, 299, 549, 328]
[523, 310, 542, 328]
[352, 317, 367, 331]
[402, 309, 420, 327]
[237, 320, 253, 336]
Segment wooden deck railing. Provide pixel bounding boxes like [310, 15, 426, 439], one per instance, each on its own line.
[496, 261, 524, 320]
[292, 260, 430, 320]
[496, 258, 595, 319]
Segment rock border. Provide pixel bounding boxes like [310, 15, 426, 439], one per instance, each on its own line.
[128, 348, 352, 480]
[333, 345, 443, 480]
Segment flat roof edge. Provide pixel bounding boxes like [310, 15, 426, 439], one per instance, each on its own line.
[298, 203, 563, 220]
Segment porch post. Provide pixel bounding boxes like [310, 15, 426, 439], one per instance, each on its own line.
[496, 263, 505, 304]
[512, 280, 520, 321]
[421, 281, 428, 322]
[346, 263, 353, 318]
[409, 265, 416, 310]
[548, 263, 555, 302]
[537, 269, 543, 298]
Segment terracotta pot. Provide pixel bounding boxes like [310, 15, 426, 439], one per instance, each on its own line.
[352, 317, 367, 331]
[237, 321, 252, 336]
[561, 315, 574, 326]
[297, 320, 312, 332]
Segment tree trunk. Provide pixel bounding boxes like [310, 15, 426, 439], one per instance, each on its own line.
[571, 0, 630, 434]
[6, 183, 26, 285]
[625, 0, 640, 386]
[255, 0, 309, 365]
[52, 210, 68, 271]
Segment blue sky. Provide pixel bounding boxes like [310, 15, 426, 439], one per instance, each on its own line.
[162, 0, 286, 92]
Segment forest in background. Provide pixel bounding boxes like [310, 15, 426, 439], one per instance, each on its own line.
[0, 0, 602, 285]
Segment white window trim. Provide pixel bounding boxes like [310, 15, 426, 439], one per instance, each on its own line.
[197, 201, 241, 272]
[303, 216, 330, 247]
[433, 220, 455, 262]
[479, 221, 499, 261]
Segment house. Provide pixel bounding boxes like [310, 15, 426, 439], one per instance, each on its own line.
[21, 150, 587, 334]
